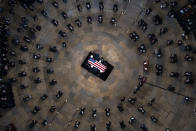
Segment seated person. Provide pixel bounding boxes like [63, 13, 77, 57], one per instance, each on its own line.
[52, 1, 58, 8]
[113, 4, 118, 13]
[86, 2, 91, 10]
[42, 120, 48, 126]
[75, 19, 82, 27]
[90, 124, 96, 131]
[74, 121, 80, 128]
[77, 4, 82, 12]
[120, 120, 126, 129]
[110, 17, 116, 25]
[99, 1, 104, 11]
[87, 16, 92, 24]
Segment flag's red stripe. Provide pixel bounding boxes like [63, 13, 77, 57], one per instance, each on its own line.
[94, 62, 107, 70]
[88, 60, 107, 71]
[95, 61, 107, 69]
[88, 61, 106, 69]
[90, 61, 106, 70]
[88, 61, 106, 71]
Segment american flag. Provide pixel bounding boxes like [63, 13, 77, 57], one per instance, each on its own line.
[88, 58, 107, 72]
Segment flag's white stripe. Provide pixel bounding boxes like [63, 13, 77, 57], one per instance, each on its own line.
[89, 61, 106, 70]
[94, 62, 107, 70]
[88, 61, 106, 71]
[88, 60, 107, 71]
[95, 61, 107, 69]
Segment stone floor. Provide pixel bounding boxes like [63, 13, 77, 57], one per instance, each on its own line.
[0, 0, 196, 131]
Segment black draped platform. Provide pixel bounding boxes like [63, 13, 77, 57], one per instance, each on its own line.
[81, 52, 114, 81]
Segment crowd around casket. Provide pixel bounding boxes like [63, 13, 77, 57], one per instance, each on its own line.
[0, 0, 196, 131]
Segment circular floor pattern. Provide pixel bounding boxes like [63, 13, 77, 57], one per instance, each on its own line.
[0, 0, 196, 131]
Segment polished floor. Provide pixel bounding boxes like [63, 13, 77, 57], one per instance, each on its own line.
[0, 0, 196, 131]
